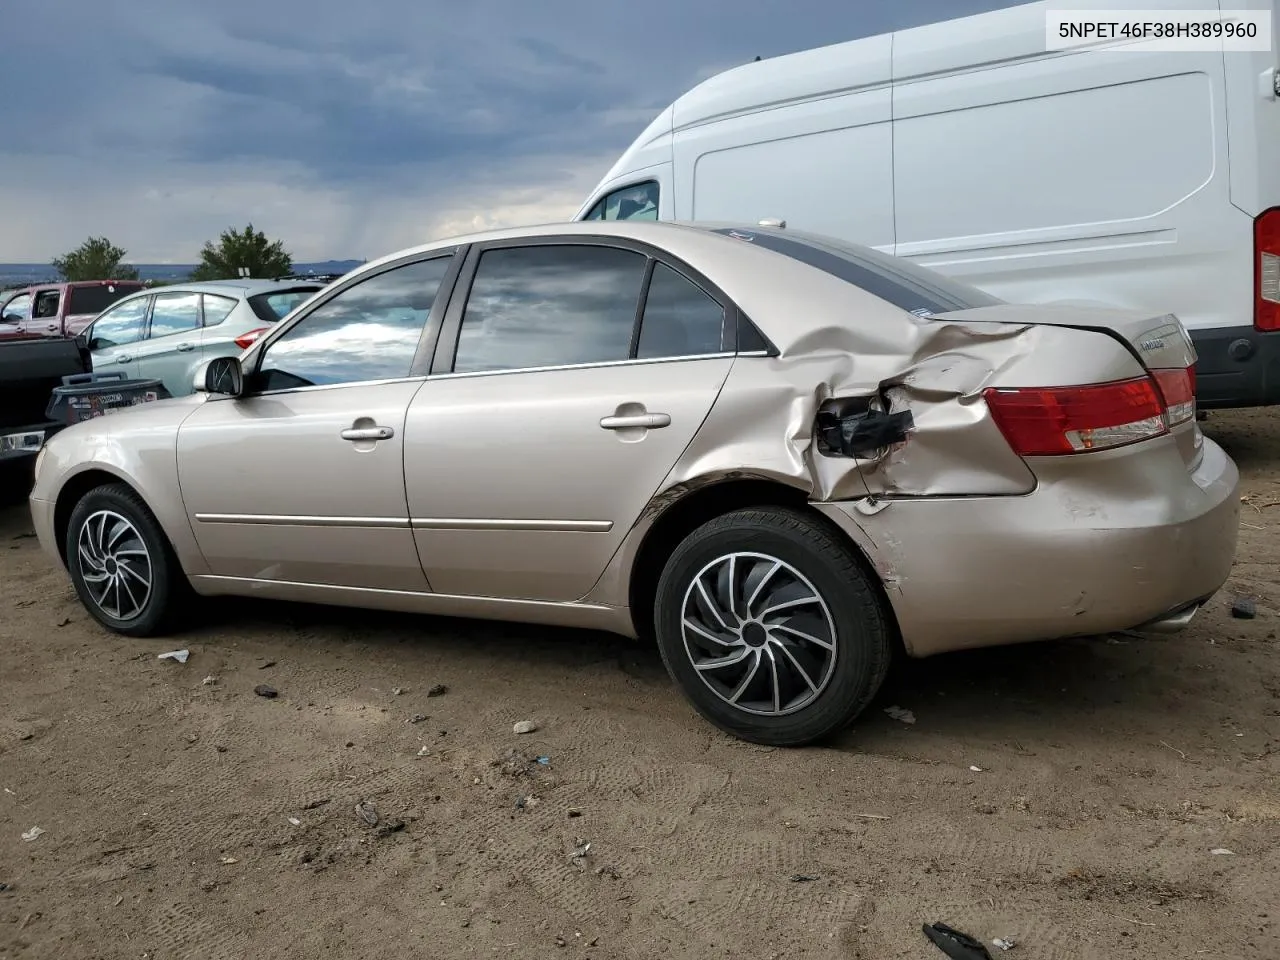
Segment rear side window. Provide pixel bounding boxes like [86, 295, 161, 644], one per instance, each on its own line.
[148, 292, 201, 339]
[67, 284, 143, 317]
[711, 228, 1002, 315]
[202, 294, 238, 327]
[635, 263, 725, 359]
[248, 287, 320, 323]
[453, 245, 648, 373]
[33, 290, 61, 318]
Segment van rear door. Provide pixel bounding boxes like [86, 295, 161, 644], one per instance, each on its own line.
[1223, 0, 1280, 217]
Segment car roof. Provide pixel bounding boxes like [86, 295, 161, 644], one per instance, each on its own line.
[106, 278, 327, 302]
[354, 219, 916, 354]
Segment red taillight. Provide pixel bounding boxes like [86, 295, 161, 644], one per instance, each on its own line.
[1255, 207, 1280, 331]
[1151, 366, 1196, 425]
[983, 377, 1167, 456]
[234, 328, 268, 350]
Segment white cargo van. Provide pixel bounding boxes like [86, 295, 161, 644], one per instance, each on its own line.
[576, 0, 1280, 409]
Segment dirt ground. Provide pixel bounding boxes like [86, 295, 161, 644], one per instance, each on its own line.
[0, 414, 1277, 960]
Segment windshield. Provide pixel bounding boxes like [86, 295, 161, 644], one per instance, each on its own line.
[710, 227, 1003, 315]
[67, 283, 145, 317]
[247, 287, 321, 323]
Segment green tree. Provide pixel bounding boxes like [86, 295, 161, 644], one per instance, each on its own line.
[190, 224, 293, 281]
[52, 236, 140, 282]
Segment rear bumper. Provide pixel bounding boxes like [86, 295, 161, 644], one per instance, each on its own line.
[818, 434, 1240, 657]
[1189, 324, 1280, 409]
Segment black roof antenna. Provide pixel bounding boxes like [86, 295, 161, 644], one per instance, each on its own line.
[754, 55, 762, 61]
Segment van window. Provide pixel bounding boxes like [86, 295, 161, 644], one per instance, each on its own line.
[582, 181, 659, 222]
[713, 227, 1003, 315]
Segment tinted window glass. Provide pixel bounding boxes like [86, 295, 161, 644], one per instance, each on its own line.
[636, 263, 725, 359]
[67, 283, 144, 316]
[248, 287, 320, 323]
[453, 245, 647, 374]
[711, 228, 1003, 315]
[2, 293, 31, 320]
[202, 294, 238, 327]
[88, 298, 149, 349]
[148, 292, 201, 339]
[257, 257, 451, 390]
[33, 290, 61, 318]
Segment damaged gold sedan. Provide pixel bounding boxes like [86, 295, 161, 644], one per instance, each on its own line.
[28, 221, 1240, 746]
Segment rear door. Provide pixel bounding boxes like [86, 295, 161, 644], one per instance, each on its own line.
[403, 239, 734, 602]
[84, 295, 150, 381]
[134, 290, 203, 394]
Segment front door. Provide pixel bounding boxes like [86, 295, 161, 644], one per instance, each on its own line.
[84, 295, 150, 381]
[405, 241, 735, 602]
[175, 254, 457, 591]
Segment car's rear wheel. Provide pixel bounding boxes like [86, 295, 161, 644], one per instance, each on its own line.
[65, 483, 186, 637]
[654, 507, 892, 746]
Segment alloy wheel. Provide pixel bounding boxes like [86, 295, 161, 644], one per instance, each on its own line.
[76, 509, 154, 622]
[680, 551, 838, 716]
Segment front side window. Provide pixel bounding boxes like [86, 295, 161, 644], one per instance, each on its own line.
[635, 263, 725, 359]
[32, 290, 61, 318]
[582, 181, 659, 222]
[711, 227, 1003, 315]
[147, 292, 201, 339]
[87, 297, 149, 350]
[452, 245, 648, 374]
[1, 292, 31, 321]
[256, 257, 452, 391]
[202, 294, 238, 327]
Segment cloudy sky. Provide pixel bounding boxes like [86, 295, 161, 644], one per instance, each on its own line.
[1, 0, 1010, 263]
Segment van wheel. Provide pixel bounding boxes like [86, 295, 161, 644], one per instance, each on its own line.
[654, 507, 892, 747]
[65, 483, 186, 637]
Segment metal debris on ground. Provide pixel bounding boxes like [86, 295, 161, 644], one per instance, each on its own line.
[253, 685, 278, 699]
[201, 676, 218, 685]
[406, 714, 427, 724]
[1231, 598, 1257, 620]
[992, 938, 1016, 951]
[513, 720, 539, 735]
[288, 817, 302, 826]
[219, 857, 238, 865]
[417, 746, 431, 757]
[427, 684, 448, 697]
[157, 649, 189, 663]
[569, 839, 591, 866]
[1211, 848, 1235, 856]
[884, 705, 916, 724]
[392, 687, 404, 696]
[789, 873, 819, 883]
[20, 827, 44, 842]
[969, 765, 985, 773]
[355, 801, 379, 827]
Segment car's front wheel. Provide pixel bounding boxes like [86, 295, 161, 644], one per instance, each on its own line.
[65, 483, 186, 637]
[654, 507, 893, 746]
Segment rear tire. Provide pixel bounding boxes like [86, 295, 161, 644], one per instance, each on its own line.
[654, 507, 892, 747]
[65, 483, 188, 637]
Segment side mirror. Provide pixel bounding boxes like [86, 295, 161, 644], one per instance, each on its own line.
[196, 356, 244, 397]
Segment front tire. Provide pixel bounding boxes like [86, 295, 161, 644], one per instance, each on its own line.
[65, 483, 186, 637]
[654, 507, 892, 747]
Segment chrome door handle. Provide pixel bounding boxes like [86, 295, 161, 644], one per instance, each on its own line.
[115, 355, 132, 363]
[600, 413, 671, 430]
[176, 342, 195, 352]
[341, 425, 394, 442]
[45, 323, 57, 331]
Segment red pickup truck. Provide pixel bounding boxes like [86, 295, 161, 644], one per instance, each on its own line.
[0, 280, 146, 340]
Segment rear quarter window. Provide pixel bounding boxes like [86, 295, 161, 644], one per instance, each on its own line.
[248, 287, 320, 324]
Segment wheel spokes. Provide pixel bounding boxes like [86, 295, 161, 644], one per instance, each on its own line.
[75, 509, 154, 623]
